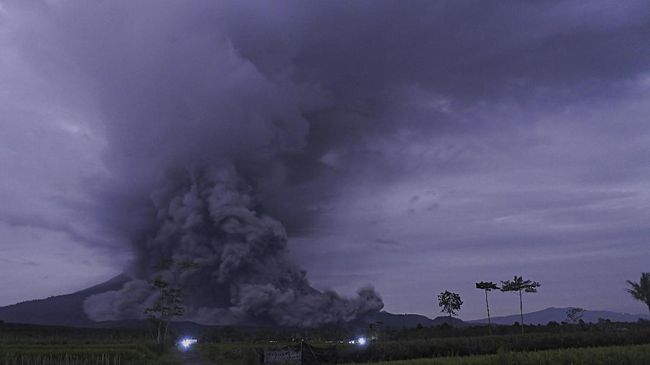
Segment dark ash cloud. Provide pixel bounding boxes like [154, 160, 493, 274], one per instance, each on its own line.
[84, 167, 382, 326]
[1, 0, 649, 319]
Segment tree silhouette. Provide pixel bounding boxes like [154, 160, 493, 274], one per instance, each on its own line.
[565, 307, 585, 330]
[475, 281, 499, 334]
[437, 290, 463, 319]
[626, 272, 650, 315]
[145, 276, 184, 345]
[500, 275, 540, 335]
[144, 258, 199, 345]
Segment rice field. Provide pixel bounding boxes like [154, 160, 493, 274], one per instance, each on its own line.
[350, 344, 650, 365]
[0, 344, 179, 365]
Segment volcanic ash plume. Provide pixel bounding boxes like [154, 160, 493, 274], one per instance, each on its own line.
[84, 167, 383, 326]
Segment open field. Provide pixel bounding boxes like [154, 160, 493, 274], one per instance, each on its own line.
[0, 344, 181, 365]
[0, 344, 170, 365]
[199, 323, 650, 365]
[201, 342, 650, 365]
[349, 344, 650, 365]
[4, 321, 650, 365]
[336, 330, 650, 363]
[0, 323, 181, 365]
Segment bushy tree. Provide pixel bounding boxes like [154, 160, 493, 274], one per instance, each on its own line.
[437, 290, 463, 319]
[626, 272, 650, 315]
[501, 275, 540, 334]
[475, 281, 499, 334]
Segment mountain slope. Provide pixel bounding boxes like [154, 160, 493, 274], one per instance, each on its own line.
[470, 307, 650, 325]
[6, 280, 646, 329]
[0, 274, 129, 326]
[0, 277, 466, 329]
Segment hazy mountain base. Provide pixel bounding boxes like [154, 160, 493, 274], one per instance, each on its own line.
[0, 274, 647, 328]
[0, 275, 380, 328]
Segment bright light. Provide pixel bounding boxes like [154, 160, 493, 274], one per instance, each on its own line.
[178, 337, 198, 351]
[356, 337, 367, 346]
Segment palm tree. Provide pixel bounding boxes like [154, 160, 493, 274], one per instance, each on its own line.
[626, 272, 650, 315]
[475, 281, 499, 334]
[500, 275, 540, 335]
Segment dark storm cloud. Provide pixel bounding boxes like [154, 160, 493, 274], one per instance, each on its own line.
[5, 0, 648, 232]
[227, 0, 650, 197]
[1, 0, 650, 319]
[286, 70, 650, 317]
[20, 0, 385, 325]
[0, 209, 104, 247]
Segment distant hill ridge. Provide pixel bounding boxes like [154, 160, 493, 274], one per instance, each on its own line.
[469, 307, 650, 325]
[1, 275, 648, 328]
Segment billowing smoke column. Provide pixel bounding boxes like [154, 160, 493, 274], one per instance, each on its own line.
[0, 0, 386, 326]
[4, 0, 649, 326]
[84, 166, 382, 326]
[45, 0, 392, 326]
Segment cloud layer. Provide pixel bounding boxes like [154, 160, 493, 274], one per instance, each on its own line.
[1, 0, 649, 319]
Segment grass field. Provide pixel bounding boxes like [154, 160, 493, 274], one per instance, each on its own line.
[199, 328, 650, 365]
[200, 342, 288, 365]
[4, 321, 650, 365]
[348, 344, 650, 365]
[0, 322, 183, 365]
[0, 344, 180, 365]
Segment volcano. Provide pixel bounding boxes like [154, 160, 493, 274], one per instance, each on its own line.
[0, 275, 436, 329]
[0, 275, 383, 328]
[0, 275, 130, 327]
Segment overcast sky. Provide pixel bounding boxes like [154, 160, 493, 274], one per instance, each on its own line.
[1, 0, 650, 320]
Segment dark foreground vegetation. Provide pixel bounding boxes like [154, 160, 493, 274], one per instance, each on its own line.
[0, 344, 166, 365]
[2, 319, 650, 365]
[353, 344, 650, 365]
[334, 329, 650, 363]
[198, 320, 650, 365]
[0, 322, 180, 365]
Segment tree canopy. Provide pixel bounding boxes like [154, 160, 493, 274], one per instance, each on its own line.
[501, 276, 540, 293]
[626, 272, 650, 315]
[437, 290, 463, 318]
[475, 281, 499, 291]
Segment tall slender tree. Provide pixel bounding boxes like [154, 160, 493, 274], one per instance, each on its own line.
[626, 272, 650, 315]
[475, 281, 499, 334]
[500, 276, 540, 335]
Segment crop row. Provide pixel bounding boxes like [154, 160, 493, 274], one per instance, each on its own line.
[337, 329, 650, 363]
[350, 343, 650, 365]
[0, 345, 167, 365]
[200, 328, 650, 365]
